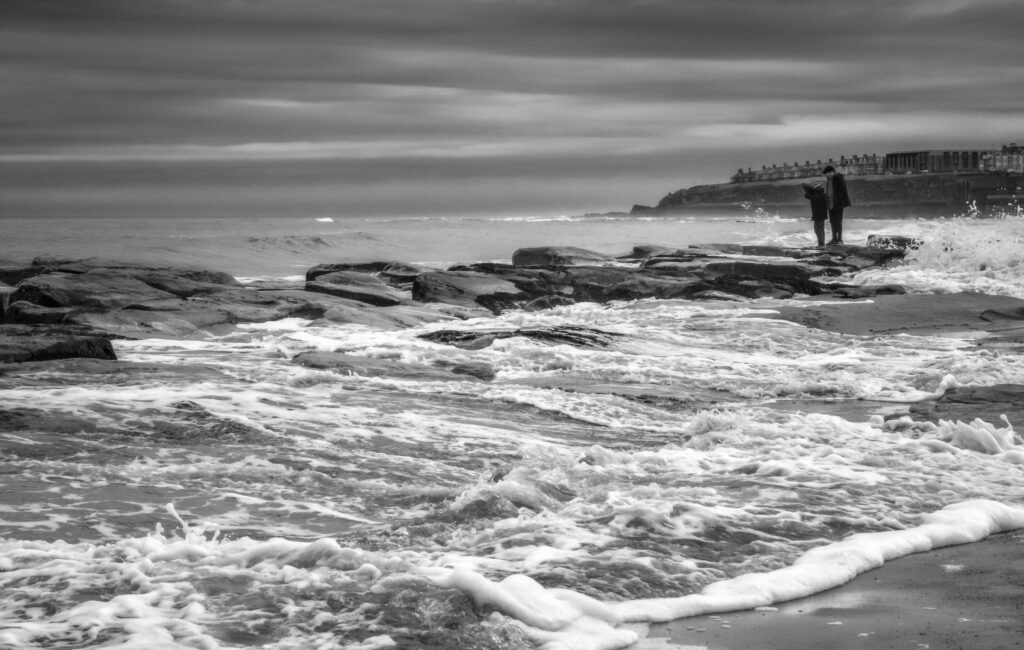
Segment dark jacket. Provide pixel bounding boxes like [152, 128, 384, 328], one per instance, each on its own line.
[828, 173, 852, 209]
[802, 183, 828, 221]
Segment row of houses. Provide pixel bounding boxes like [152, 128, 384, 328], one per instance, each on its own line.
[730, 143, 1024, 183]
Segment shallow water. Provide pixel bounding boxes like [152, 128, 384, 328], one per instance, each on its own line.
[2, 210, 1024, 649]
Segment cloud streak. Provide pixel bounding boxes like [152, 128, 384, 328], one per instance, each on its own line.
[2, 0, 1023, 217]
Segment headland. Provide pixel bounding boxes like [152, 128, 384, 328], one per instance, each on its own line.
[632, 172, 1024, 219]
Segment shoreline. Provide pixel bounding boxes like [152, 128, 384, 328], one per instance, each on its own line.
[638, 529, 1024, 649]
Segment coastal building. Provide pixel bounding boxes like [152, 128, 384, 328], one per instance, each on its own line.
[883, 149, 987, 174]
[981, 143, 1024, 174]
[730, 144, 1024, 185]
[731, 154, 882, 183]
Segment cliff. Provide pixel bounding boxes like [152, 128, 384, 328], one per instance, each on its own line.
[635, 172, 1021, 217]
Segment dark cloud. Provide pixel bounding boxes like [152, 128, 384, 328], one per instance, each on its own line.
[2, 0, 1023, 217]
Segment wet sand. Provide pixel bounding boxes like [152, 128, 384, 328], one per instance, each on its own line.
[640, 530, 1024, 649]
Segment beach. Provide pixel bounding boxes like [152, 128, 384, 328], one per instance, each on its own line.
[2, 212, 1024, 650]
[645, 530, 1024, 650]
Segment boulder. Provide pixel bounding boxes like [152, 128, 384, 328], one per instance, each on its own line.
[700, 260, 828, 284]
[10, 270, 180, 310]
[5, 301, 80, 325]
[640, 259, 708, 277]
[823, 284, 908, 299]
[689, 290, 748, 302]
[0, 325, 117, 363]
[699, 243, 744, 254]
[563, 266, 708, 302]
[413, 271, 526, 314]
[28, 257, 241, 286]
[291, 351, 494, 382]
[0, 264, 43, 286]
[739, 245, 812, 259]
[305, 261, 396, 282]
[512, 246, 613, 267]
[449, 263, 572, 295]
[420, 325, 621, 350]
[523, 295, 576, 312]
[621, 244, 679, 260]
[255, 289, 469, 329]
[908, 384, 1024, 426]
[816, 244, 907, 269]
[733, 280, 794, 300]
[379, 262, 439, 286]
[0, 282, 14, 319]
[305, 270, 406, 307]
[445, 361, 497, 381]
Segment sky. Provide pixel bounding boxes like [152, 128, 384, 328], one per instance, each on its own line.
[2, 0, 1024, 219]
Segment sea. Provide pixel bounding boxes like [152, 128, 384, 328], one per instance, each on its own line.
[2, 205, 1024, 650]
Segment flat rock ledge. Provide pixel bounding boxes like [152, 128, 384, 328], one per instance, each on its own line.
[0, 235, 985, 367]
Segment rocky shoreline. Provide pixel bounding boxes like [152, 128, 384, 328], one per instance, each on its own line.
[9, 234, 1024, 426]
[2, 237, 921, 362]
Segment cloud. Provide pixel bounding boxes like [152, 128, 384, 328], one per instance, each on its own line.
[3, 0, 1024, 218]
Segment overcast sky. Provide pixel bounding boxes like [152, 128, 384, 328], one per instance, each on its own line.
[2, 0, 1023, 218]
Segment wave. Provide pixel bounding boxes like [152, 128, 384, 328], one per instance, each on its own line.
[850, 215, 1024, 297]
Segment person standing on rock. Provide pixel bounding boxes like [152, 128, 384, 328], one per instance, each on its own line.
[801, 182, 828, 247]
[822, 165, 851, 245]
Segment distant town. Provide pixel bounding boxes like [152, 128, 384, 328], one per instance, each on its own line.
[731, 142, 1024, 184]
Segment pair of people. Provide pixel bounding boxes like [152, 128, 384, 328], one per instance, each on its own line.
[801, 165, 851, 246]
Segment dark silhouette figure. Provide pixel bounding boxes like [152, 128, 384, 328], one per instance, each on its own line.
[822, 165, 851, 244]
[801, 182, 828, 246]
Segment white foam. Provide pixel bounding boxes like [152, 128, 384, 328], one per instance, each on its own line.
[427, 500, 1024, 650]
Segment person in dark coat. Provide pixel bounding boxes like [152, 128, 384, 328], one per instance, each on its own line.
[822, 164, 851, 244]
[801, 182, 828, 246]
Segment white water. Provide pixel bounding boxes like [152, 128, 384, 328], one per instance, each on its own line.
[2, 209, 1024, 649]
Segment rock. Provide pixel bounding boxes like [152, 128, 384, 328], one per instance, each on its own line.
[27, 257, 241, 286]
[292, 351, 492, 382]
[0, 406, 101, 436]
[824, 284, 907, 299]
[122, 270, 243, 298]
[379, 262, 438, 286]
[0, 325, 118, 363]
[701, 260, 826, 283]
[0, 282, 15, 319]
[260, 289, 467, 329]
[7, 261, 243, 312]
[512, 246, 613, 267]
[622, 244, 679, 260]
[819, 244, 907, 269]
[441, 361, 497, 381]
[734, 280, 794, 299]
[305, 261, 395, 282]
[5, 301, 82, 324]
[0, 265, 43, 286]
[420, 325, 620, 350]
[523, 295, 576, 312]
[908, 384, 1024, 426]
[640, 259, 709, 276]
[699, 243, 744, 254]
[562, 266, 709, 302]
[739, 245, 812, 259]
[413, 271, 526, 314]
[450, 263, 572, 296]
[689, 290, 748, 302]
[305, 270, 406, 307]
[11, 270, 180, 310]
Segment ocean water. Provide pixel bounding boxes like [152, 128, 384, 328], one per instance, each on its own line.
[2, 208, 1024, 650]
